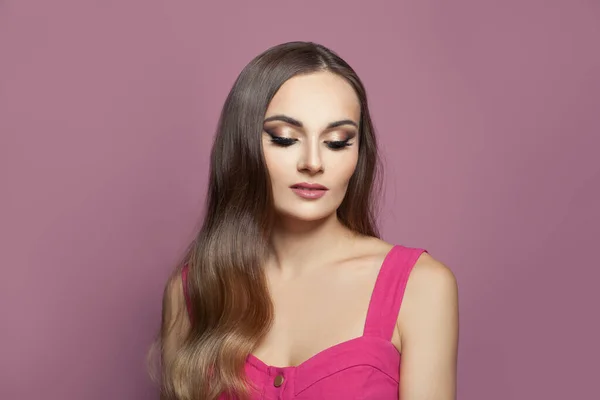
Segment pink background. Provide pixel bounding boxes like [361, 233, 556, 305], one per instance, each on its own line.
[1, 1, 598, 399]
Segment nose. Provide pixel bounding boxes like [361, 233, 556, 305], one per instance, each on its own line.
[297, 140, 323, 175]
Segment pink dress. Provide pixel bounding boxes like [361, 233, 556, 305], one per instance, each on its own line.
[182, 244, 427, 399]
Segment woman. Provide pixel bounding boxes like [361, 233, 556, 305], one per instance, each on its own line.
[156, 41, 458, 400]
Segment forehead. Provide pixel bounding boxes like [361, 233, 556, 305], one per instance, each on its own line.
[265, 71, 360, 125]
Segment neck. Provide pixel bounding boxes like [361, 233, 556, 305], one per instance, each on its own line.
[267, 213, 358, 276]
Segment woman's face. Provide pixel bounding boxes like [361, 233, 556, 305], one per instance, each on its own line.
[262, 71, 361, 223]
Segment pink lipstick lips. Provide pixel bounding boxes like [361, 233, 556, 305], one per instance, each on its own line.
[290, 182, 329, 199]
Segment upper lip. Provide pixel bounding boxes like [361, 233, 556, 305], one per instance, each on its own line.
[291, 182, 329, 190]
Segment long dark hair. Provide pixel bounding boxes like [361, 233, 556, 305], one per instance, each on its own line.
[157, 41, 382, 400]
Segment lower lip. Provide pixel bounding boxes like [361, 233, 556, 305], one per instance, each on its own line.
[291, 187, 328, 199]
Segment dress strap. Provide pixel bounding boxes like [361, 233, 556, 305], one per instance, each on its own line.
[363, 245, 428, 341]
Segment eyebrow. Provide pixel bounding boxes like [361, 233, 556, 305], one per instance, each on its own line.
[263, 114, 359, 129]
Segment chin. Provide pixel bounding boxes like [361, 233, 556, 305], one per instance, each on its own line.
[274, 205, 337, 224]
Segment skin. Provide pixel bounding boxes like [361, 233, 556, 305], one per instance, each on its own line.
[258, 71, 459, 399]
[161, 71, 459, 400]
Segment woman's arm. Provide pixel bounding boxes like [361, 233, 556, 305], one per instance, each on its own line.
[398, 253, 459, 400]
[160, 273, 191, 382]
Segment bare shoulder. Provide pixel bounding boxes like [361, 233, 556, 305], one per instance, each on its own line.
[333, 236, 396, 280]
[408, 252, 458, 298]
[347, 235, 396, 263]
[163, 270, 186, 313]
[396, 252, 459, 397]
[398, 251, 459, 341]
[162, 269, 190, 339]
[160, 269, 191, 370]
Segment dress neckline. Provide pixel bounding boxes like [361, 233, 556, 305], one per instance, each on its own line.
[247, 244, 400, 371]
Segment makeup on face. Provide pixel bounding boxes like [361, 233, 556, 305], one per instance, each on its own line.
[263, 114, 358, 150]
[260, 71, 361, 217]
[289, 182, 329, 199]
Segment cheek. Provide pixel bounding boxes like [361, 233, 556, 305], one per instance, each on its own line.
[263, 148, 291, 187]
[336, 153, 359, 187]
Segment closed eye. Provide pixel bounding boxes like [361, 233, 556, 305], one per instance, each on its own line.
[325, 140, 353, 150]
[265, 130, 297, 147]
[265, 130, 354, 150]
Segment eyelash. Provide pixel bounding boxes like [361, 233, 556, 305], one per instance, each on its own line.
[265, 131, 353, 150]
